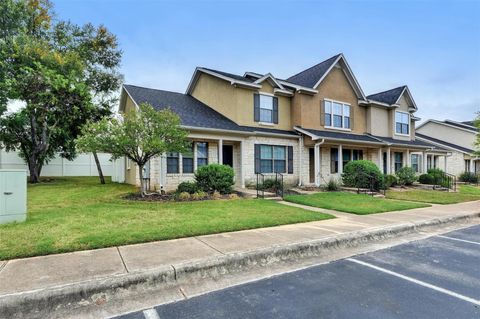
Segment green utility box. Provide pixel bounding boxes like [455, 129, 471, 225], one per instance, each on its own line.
[0, 169, 27, 224]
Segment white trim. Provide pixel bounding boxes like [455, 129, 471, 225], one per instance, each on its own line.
[416, 136, 472, 155]
[186, 67, 262, 94]
[273, 88, 294, 97]
[259, 122, 274, 126]
[121, 86, 140, 112]
[293, 126, 384, 145]
[444, 119, 478, 131]
[394, 86, 418, 110]
[184, 126, 299, 139]
[277, 80, 318, 94]
[253, 73, 285, 89]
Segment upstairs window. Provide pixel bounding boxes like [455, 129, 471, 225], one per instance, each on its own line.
[324, 100, 350, 129]
[260, 95, 273, 123]
[395, 111, 410, 135]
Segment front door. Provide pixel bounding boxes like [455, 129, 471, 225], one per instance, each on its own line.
[309, 148, 315, 183]
[222, 145, 233, 167]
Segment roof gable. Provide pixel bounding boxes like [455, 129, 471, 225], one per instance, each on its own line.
[367, 85, 417, 110]
[286, 54, 367, 100]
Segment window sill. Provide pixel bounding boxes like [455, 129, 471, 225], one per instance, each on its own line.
[259, 122, 274, 126]
[324, 126, 352, 132]
[394, 133, 410, 137]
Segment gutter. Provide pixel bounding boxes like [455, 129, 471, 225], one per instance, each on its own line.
[182, 125, 300, 139]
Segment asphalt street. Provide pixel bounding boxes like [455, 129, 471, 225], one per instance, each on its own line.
[113, 224, 480, 319]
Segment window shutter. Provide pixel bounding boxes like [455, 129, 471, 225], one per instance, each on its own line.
[350, 106, 354, 130]
[254, 144, 261, 174]
[320, 100, 325, 126]
[254, 94, 260, 122]
[287, 146, 293, 174]
[273, 97, 279, 124]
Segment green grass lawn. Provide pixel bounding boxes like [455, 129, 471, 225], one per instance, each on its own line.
[0, 177, 333, 260]
[386, 185, 480, 204]
[284, 192, 430, 215]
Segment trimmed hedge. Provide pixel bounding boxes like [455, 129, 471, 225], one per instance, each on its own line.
[342, 160, 383, 190]
[176, 181, 199, 194]
[418, 173, 434, 185]
[384, 174, 398, 188]
[195, 164, 235, 194]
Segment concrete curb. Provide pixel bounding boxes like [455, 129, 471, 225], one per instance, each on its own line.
[1, 212, 479, 318]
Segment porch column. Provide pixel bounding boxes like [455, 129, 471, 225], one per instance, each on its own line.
[377, 148, 383, 171]
[406, 149, 410, 167]
[314, 144, 320, 186]
[444, 155, 448, 172]
[386, 147, 391, 174]
[159, 153, 167, 192]
[470, 158, 474, 173]
[239, 140, 245, 188]
[298, 137, 303, 186]
[338, 144, 343, 174]
[218, 139, 223, 165]
[422, 151, 428, 173]
[193, 142, 198, 171]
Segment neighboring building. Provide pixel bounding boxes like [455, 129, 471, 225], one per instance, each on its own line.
[416, 119, 479, 176]
[0, 150, 113, 177]
[116, 53, 446, 191]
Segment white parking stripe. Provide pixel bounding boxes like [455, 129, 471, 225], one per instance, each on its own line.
[436, 235, 480, 246]
[347, 258, 480, 306]
[143, 308, 161, 319]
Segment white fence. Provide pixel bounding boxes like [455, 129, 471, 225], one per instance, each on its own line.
[0, 150, 113, 177]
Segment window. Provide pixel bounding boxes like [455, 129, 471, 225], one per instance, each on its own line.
[197, 142, 208, 168]
[411, 154, 419, 173]
[465, 159, 471, 172]
[395, 111, 409, 135]
[182, 144, 194, 174]
[331, 148, 338, 173]
[427, 155, 432, 170]
[167, 152, 179, 174]
[394, 152, 403, 172]
[342, 149, 351, 169]
[260, 145, 286, 173]
[259, 95, 274, 123]
[324, 100, 350, 129]
[352, 149, 363, 161]
[433, 156, 439, 169]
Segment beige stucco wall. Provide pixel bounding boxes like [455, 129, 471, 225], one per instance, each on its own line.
[417, 121, 477, 151]
[292, 65, 366, 134]
[191, 73, 292, 130]
[367, 106, 390, 137]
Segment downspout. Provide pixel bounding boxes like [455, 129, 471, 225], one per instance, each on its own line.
[298, 136, 303, 186]
[314, 139, 325, 187]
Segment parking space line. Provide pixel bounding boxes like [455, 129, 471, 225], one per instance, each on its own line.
[347, 258, 480, 306]
[143, 308, 161, 319]
[436, 235, 480, 246]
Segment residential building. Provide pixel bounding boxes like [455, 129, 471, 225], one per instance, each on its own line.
[116, 54, 446, 191]
[416, 119, 479, 176]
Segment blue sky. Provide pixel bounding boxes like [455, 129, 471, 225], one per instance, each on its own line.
[52, 0, 479, 122]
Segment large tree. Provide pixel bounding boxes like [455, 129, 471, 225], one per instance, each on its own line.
[77, 103, 189, 196]
[0, 0, 122, 183]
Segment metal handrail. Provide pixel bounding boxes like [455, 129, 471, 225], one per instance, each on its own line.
[256, 173, 265, 199]
[275, 173, 284, 198]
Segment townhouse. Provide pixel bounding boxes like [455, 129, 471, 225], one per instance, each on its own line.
[114, 54, 446, 191]
[416, 119, 479, 176]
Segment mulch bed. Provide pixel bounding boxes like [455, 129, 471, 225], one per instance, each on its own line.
[123, 192, 239, 202]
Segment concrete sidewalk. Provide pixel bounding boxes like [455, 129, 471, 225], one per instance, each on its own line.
[1, 200, 479, 318]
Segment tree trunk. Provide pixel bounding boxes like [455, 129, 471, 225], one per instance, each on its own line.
[138, 163, 145, 197]
[27, 156, 41, 183]
[93, 152, 105, 184]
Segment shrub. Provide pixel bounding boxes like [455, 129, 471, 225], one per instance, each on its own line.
[459, 172, 478, 183]
[427, 168, 444, 185]
[176, 181, 199, 194]
[322, 178, 340, 191]
[176, 192, 191, 201]
[418, 173, 434, 185]
[257, 179, 282, 191]
[384, 174, 398, 188]
[396, 167, 417, 186]
[195, 164, 235, 194]
[342, 160, 383, 190]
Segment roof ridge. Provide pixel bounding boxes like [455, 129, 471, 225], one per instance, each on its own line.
[367, 85, 406, 97]
[123, 84, 184, 95]
[287, 53, 342, 80]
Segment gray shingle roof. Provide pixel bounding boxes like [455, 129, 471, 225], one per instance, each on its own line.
[444, 120, 479, 132]
[297, 128, 382, 143]
[286, 54, 341, 88]
[123, 85, 298, 136]
[370, 135, 435, 148]
[366, 86, 406, 105]
[201, 68, 254, 83]
[416, 133, 474, 153]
